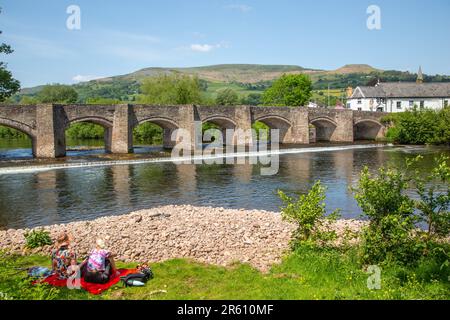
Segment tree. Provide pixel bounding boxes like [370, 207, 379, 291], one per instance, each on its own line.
[0, 8, 20, 102]
[240, 93, 262, 106]
[262, 74, 312, 107]
[37, 84, 78, 103]
[138, 74, 204, 105]
[215, 88, 239, 106]
[85, 97, 121, 104]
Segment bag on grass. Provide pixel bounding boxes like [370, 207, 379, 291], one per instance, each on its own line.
[120, 267, 153, 287]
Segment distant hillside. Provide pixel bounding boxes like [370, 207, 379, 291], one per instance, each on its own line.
[329, 64, 379, 74]
[14, 64, 450, 104]
[101, 64, 318, 84]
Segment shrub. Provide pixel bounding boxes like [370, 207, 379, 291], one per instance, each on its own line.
[353, 157, 450, 267]
[353, 166, 419, 265]
[410, 155, 450, 240]
[24, 229, 53, 249]
[278, 181, 340, 249]
[382, 107, 450, 145]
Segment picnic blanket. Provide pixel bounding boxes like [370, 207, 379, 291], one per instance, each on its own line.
[35, 268, 137, 295]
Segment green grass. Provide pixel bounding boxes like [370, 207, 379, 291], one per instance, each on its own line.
[1, 247, 448, 300]
[204, 81, 264, 100]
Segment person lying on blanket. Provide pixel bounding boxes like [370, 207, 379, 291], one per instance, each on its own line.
[51, 232, 77, 280]
[83, 238, 119, 284]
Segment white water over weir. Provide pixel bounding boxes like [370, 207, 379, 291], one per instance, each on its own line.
[0, 144, 391, 175]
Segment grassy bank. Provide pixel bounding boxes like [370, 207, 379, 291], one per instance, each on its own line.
[1, 246, 448, 300]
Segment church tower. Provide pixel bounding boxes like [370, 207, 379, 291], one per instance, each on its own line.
[416, 66, 424, 84]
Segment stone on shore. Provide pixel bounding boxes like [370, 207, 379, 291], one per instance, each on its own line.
[0, 205, 364, 272]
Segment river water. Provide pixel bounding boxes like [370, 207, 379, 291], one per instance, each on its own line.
[0, 138, 449, 229]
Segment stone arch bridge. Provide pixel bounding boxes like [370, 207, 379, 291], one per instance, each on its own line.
[0, 104, 387, 158]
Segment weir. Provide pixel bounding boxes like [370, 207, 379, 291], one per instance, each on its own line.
[0, 144, 390, 175]
[0, 104, 387, 158]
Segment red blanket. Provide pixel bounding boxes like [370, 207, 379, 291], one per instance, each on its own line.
[35, 269, 136, 295]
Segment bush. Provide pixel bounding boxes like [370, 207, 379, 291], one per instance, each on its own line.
[278, 181, 340, 249]
[24, 230, 53, 249]
[353, 166, 420, 265]
[382, 107, 450, 145]
[353, 157, 450, 267]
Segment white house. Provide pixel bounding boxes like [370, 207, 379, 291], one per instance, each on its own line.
[347, 70, 450, 113]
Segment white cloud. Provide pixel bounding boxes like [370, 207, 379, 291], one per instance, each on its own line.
[190, 44, 216, 52]
[189, 42, 230, 53]
[225, 4, 252, 12]
[72, 75, 104, 83]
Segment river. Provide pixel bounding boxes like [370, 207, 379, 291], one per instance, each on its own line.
[0, 138, 449, 229]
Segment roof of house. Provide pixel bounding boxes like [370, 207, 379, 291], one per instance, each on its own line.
[350, 82, 450, 99]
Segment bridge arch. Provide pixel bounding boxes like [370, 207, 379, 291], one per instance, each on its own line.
[201, 116, 237, 145]
[135, 117, 180, 149]
[354, 119, 384, 141]
[65, 117, 114, 153]
[253, 115, 292, 143]
[0, 118, 35, 137]
[0, 118, 36, 157]
[68, 116, 113, 129]
[310, 117, 337, 142]
[202, 115, 236, 129]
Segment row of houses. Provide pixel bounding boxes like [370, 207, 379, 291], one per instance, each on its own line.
[346, 68, 450, 113]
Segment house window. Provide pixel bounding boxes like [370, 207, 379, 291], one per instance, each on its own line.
[357, 99, 362, 104]
[420, 101, 425, 109]
[396, 101, 402, 109]
[357, 107, 362, 111]
[346, 103, 351, 108]
[409, 100, 414, 107]
[445, 100, 448, 108]
[376, 98, 380, 104]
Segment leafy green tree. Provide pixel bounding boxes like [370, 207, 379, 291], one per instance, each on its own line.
[138, 74, 204, 105]
[85, 97, 121, 104]
[240, 93, 262, 106]
[215, 88, 239, 106]
[278, 181, 340, 248]
[133, 123, 163, 144]
[37, 84, 78, 103]
[19, 96, 38, 105]
[0, 8, 20, 102]
[262, 74, 312, 106]
[66, 123, 104, 140]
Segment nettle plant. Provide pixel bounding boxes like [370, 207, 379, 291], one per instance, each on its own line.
[24, 229, 53, 249]
[278, 181, 340, 249]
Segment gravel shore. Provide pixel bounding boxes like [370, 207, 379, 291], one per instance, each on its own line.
[0, 205, 365, 271]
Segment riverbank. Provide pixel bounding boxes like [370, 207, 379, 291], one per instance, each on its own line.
[0, 205, 365, 272]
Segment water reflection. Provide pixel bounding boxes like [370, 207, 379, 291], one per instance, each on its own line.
[0, 146, 449, 229]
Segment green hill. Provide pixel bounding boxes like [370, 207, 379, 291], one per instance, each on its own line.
[13, 64, 450, 104]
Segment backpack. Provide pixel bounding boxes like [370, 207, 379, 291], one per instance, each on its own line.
[120, 267, 153, 287]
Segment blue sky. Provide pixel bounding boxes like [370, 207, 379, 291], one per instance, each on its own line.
[1, 0, 449, 87]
